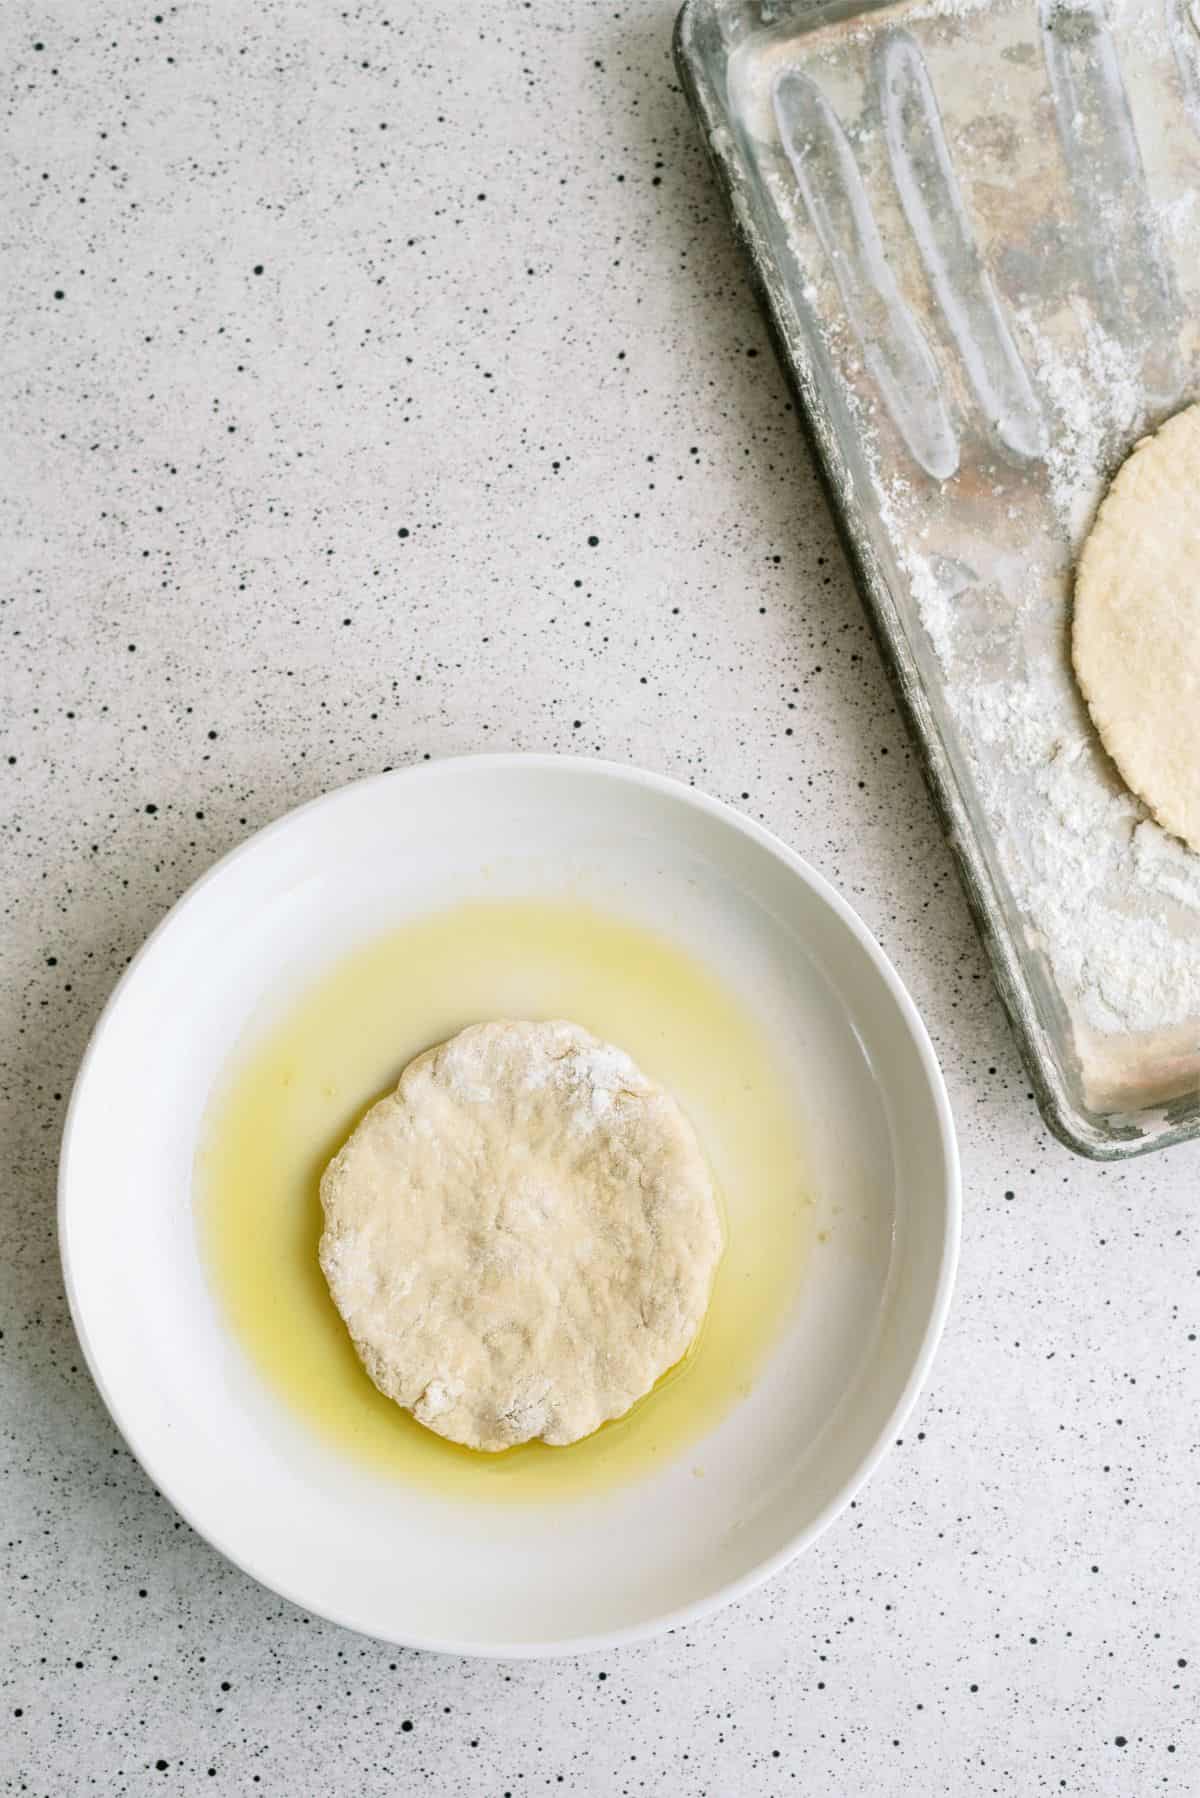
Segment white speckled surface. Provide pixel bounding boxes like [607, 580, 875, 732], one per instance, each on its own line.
[3, 0, 1199, 1790]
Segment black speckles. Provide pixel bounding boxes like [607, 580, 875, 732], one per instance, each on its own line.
[155, 1760, 169, 1772]
[401, 1719, 413, 1732]
[144, 803, 158, 814]
[3, 12, 1199, 1787]
[252, 264, 264, 276]
[1114, 1736, 1128, 1748]
[587, 534, 599, 547]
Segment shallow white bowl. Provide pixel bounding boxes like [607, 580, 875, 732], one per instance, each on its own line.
[60, 755, 958, 1656]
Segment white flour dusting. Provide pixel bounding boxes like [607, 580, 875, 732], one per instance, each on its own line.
[867, 535, 1200, 1040]
[1161, 189, 1200, 250]
[893, 315, 1200, 1041]
[736, 0, 1200, 1083]
[1018, 309, 1143, 541]
[960, 667, 1200, 1036]
[942, 318, 1200, 1038]
[519, 1031, 642, 1122]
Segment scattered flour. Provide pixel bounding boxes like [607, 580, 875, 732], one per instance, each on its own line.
[960, 671, 1200, 1036]
[738, 0, 1200, 1068]
[1017, 309, 1143, 541]
[1161, 188, 1200, 251]
[939, 318, 1200, 1039]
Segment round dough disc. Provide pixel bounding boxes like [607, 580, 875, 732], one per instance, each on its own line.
[318, 1020, 723, 1451]
[1072, 402, 1200, 853]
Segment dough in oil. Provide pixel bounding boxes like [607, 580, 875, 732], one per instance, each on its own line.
[1072, 402, 1200, 854]
[318, 1020, 723, 1451]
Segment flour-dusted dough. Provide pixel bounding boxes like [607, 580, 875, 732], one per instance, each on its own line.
[318, 1020, 723, 1451]
[1072, 403, 1200, 854]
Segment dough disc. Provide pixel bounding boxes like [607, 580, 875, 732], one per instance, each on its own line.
[318, 1020, 723, 1451]
[1072, 402, 1200, 853]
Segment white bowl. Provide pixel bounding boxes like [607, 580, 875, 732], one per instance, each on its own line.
[60, 755, 959, 1656]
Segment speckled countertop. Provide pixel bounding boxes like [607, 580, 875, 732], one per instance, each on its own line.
[3, 2, 1199, 1792]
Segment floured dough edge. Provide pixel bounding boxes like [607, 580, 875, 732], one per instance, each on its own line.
[317, 1020, 724, 1452]
[1071, 403, 1200, 855]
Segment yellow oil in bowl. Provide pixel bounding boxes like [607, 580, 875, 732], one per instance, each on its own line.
[197, 897, 812, 1503]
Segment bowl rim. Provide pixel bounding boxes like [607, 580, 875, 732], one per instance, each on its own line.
[58, 751, 961, 1658]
